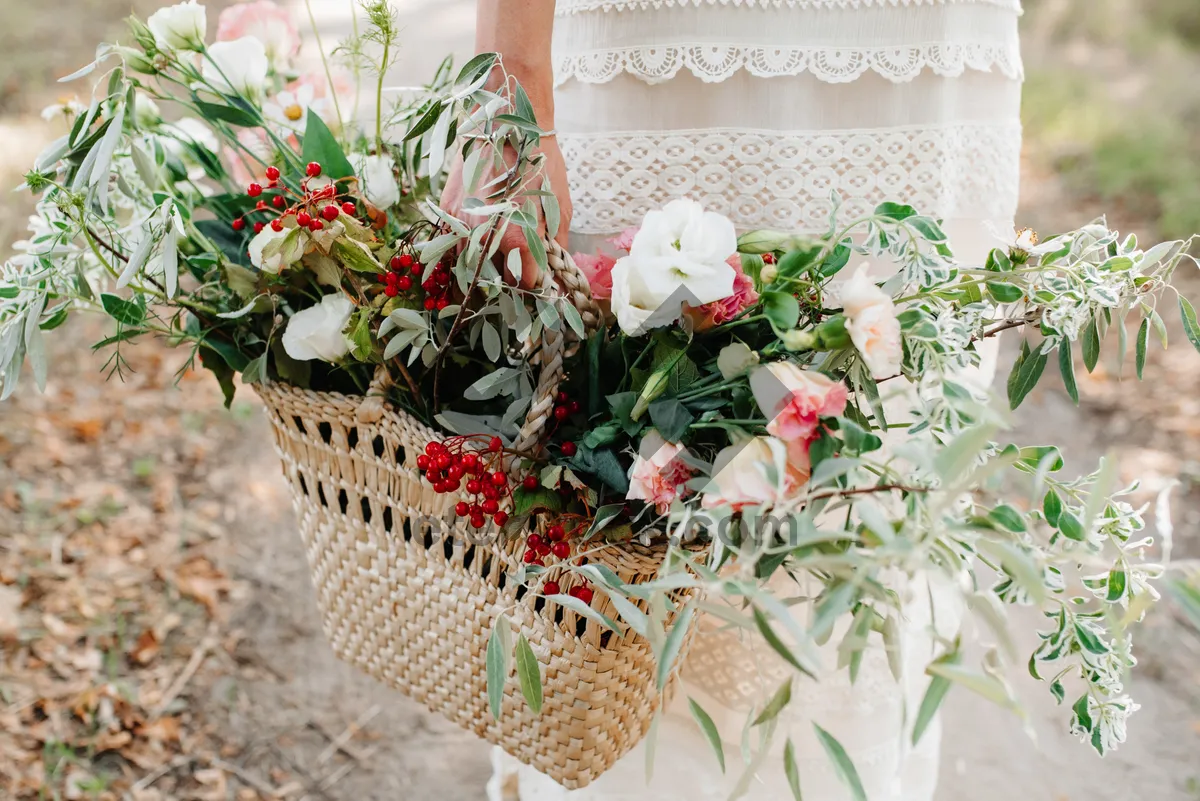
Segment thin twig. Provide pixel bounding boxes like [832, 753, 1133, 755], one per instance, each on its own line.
[805, 483, 927, 503]
[297, 745, 381, 801]
[129, 755, 197, 793]
[86, 226, 129, 262]
[150, 622, 217, 718]
[210, 757, 288, 798]
[315, 705, 382, 764]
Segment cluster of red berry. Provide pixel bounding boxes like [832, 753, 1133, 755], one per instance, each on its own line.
[230, 162, 359, 236]
[419, 435, 511, 529]
[549, 392, 579, 457]
[417, 261, 454, 312]
[379, 252, 415, 298]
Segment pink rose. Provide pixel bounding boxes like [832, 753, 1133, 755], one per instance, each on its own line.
[573, 251, 615, 301]
[217, 1, 300, 71]
[609, 226, 640, 253]
[686, 254, 759, 331]
[626, 430, 693, 513]
[702, 437, 808, 510]
[750, 362, 847, 467]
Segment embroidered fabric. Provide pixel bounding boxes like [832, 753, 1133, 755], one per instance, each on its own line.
[561, 123, 1021, 235]
[556, 0, 1021, 14]
[551, 1, 1023, 86]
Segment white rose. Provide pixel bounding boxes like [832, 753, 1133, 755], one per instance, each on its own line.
[249, 225, 307, 274]
[610, 198, 738, 335]
[702, 436, 800, 511]
[202, 37, 269, 98]
[147, 1, 207, 51]
[349, 153, 400, 209]
[717, 342, 759, 380]
[282, 294, 355, 362]
[839, 265, 902, 380]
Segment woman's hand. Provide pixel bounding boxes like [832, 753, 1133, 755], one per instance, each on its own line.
[440, 135, 573, 289]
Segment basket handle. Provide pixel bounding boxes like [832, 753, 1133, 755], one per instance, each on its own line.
[356, 240, 602, 442]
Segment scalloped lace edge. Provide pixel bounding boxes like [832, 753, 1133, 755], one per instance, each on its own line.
[553, 43, 1024, 86]
[556, 0, 1022, 15]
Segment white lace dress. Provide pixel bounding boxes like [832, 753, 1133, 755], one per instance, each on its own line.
[489, 1, 1023, 798]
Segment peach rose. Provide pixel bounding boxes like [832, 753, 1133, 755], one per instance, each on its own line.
[750, 361, 847, 446]
[216, 1, 300, 72]
[573, 251, 615, 300]
[702, 437, 806, 510]
[686, 254, 759, 331]
[626, 430, 693, 513]
[840, 265, 903, 379]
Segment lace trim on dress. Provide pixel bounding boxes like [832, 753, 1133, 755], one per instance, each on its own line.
[553, 42, 1024, 86]
[556, 0, 1022, 15]
[560, 123, 1022, 235]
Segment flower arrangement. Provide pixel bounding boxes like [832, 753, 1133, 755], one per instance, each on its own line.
[5, 0, 1200, 790]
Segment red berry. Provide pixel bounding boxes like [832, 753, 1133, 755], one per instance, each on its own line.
[436, 454, 452, 470]
[296, 211, 312, 226]
[232, 217, 245, 231]
[553, 406, 568, 421]
[479, 499, 497, 515]
[531, 558, 545, 567]
[265, 166, 281, 181]
[576, 587, 594, 604]
[444, 478, 461, 492]
[425, 442, 441, 456]
[399, 254, 414, 268]
[385, 284, 399, 297]
[543, 581, 560, 596]
[321, 204, 340, 221]
[462, 453, 478, 469]
[551, 541, 570, 559]
[273, 194, 286, 209]
[481, 486, 499, 502]
[423, 298, 436, 310]
[342, 201, 357, 215]
[561, 442, 577, 457]
[397, 276, 412, 290]
[557, 391, 569, 403]
[247, 183, 263, 197]
[309, 219, 324, 231]
[255, 200, 267, 211]
[270, 219, 283, 232]
[253, 222, 265, 234]
[386, 271, 399, 285]
[466, 479, 482, 495]
[306, 161, 322, 177]
[471, 515, 486, 529]
[435, 297, 449, 311]
[762, 252, 775, 264]
[493, 511, 508, 526]
[488, 437, 503, 453]
[390, 255, 404, 270]
[489, 472, 507, 487]
[527, 534, 544, 551]
[435, 271, 450, 286]
[537, 543, 551, 556]
[568, 401, 581, 414]
[547, 525, 565, 542]
[417, 454, 430, 469]
[522, 475, 538, 490]
[455, 501, 469, 516]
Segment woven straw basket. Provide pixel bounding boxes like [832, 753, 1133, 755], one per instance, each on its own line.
[256, 243, 694, 789]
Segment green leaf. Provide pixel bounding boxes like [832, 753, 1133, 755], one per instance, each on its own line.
[985, 248, 1013, 272]
[908, 216, 946, 243]
[486, 615, 512, 719]
[657, 604, 695, 689]
[873, 201, 916, 221]
[688, 698, 725, 774]
[761, 290, 801, 330]
[783, 738, 803, 801]
[38, 307, 69, 331]
[1058, 510, 1085, 541]
[524, 226, 548, 274]
[776, 243, 823, 279]
[986, 281, 1024, 303]
[1043, 489, 1063, 527]
[988, 504, 1027, 532]
[1058, 342, 1079, 405]
[1180, 295, 1200, 354]
[752, 606, 814, 678]
[511, 486, 563, 516]
[1074, 623, 1109, 655]
[100, 293, 145, 326]
[548, 593, 621, 632]
[648, 398, 694, 443]
[1107, 568, 1127, 603]
[1007, 343, 1047, 410]
[813, 724, 867, 801]
[301, 112, 354, 180]
[1135, 317, 1149, 380]
[1072, 694, 1093, 733]
[912, 656, 958, 745]
[753, 678, 793, 726]
[1082, 318, 1101, 373]
[569, 445, 630, 494]
[193, 98, 259, 127]
[514, 633, 543, 714]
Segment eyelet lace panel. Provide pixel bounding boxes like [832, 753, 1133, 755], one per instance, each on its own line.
[556, 0, 1022, 14]
[560, 123, 1022, 235]
[554, 42, 1023, 86]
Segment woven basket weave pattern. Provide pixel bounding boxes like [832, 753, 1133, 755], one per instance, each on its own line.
[257, 381, 688, 788]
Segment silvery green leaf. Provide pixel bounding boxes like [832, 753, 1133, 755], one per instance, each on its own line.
[752, 678, 792, 726]
[71, 136, 102, 192]
[813, 725, 866, 801]
[216, 295, 269, 320]
[482, 321, 502, 361]
[427, 105, 452, 179]
[460, 199, 515, 217]
[514, 633, 543, 714]
[784, 738, 803, 800]
[925, 661, 1013, 707]
[59, 44, 114, 82]
[420, 341, 438, 367]
[426, 201, 470, 236]
[465, 366, 519, 401]
[130, 141, 159, 191]
[912, 654, 957, 745]
[688, 698, 725, 773]
[91, 104, 126, 210]
[27, 325, 47, 392]
[547, 593, 620, 632]
[541, 177, 560, 240]
[161, 222, 178, 298]
[506, 248, 523, 282]
[486, 614, 512, 719]
[383, 328, 422, 360]
[34, 135, 71, 172]
[117, 227, 155, 289]
[463, 146, 483, 195]
[560, 301, 585, 338]
[536, 299, 559, 331]
[416, 233, 458, 265]
[390, 308, 428, 330]
[657, 604, 695, 689]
